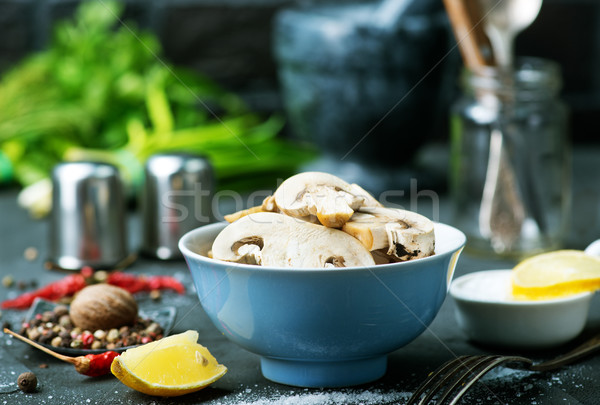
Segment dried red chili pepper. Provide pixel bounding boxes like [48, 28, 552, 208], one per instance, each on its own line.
[4, 328, 119, 377]
[74, 351, 120, 377]
[1, 269, 185, 310]
[106, 272, 185, 295]
[0, 274, 86, 310]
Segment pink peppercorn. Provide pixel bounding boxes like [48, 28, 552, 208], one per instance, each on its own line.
[81, 332, 94, 347]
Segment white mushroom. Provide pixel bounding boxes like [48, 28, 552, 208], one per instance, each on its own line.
[342, 206, 435, 262]
[224, 196, 278, 223]
[273, 172, 379, 228]
[349, 183, 383, 208]
[211, 212, 375, 268]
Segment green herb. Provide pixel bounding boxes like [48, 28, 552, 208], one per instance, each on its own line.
[0, 0, 315, 216]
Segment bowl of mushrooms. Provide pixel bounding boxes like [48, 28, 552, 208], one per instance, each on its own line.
[179, 172, 466, 388]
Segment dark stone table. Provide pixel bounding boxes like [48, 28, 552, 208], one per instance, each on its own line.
[1, 175, 600, 404]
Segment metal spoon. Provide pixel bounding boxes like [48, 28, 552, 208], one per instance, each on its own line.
[479, 0, 543, 67]
[477, 0, 544, 253]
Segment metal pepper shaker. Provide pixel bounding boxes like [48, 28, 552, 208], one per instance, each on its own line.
[47, 162, 130, 270]
[140, 153, 215, 260]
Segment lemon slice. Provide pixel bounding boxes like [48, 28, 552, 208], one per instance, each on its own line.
[111, 330, 227, 397]
[511, 250, 600, 300]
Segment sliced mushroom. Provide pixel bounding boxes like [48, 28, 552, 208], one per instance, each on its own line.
[371, 249, 401, 264]
[212, 212, 375, 268]
[273, 172, 378, 228]
[342, 206, 435, 261]
[224, 206, 264, 223]
[262, 195, 277, 211]
[224, 196, 278, 223]
[349, 183, 383, 208]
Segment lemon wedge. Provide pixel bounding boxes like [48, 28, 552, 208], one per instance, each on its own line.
[111, 330, 227, 397]
[511, 250, 600, 300]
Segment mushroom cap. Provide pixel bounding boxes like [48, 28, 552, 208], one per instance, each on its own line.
[211, 212, 375, 268]
[273, 172, 374, 228]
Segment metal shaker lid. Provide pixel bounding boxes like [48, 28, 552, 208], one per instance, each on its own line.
[141, 153, 215, 260]
[47, 161, 131, 271]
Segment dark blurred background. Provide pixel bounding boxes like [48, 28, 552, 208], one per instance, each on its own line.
[0, 0, 597, 145]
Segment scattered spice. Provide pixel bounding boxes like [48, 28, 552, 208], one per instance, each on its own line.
[2, 275, 14, 288]
[17, 371, 37, 393]
[39, 363, 48, 369]
[24, 247, 39, 261]
[93, 270, 108, 283]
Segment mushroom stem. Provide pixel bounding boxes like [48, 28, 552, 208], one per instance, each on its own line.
[342, 207, 435, 261]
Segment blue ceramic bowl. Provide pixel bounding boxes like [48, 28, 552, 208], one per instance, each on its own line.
[179, 222, 465, 388]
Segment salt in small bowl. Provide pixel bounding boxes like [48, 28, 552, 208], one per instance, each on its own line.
[450, 270, 594, 349]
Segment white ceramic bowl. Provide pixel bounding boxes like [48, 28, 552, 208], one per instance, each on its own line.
[450, 270, 594, 349]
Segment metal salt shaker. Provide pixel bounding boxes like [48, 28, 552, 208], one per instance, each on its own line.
[141, 153, 215, 260]
[47, 162, 130, 270]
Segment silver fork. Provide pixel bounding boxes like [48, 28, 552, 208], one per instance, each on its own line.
[406, 334, 600, 405]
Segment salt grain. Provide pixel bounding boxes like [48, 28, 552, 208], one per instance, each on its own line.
[211, 388, 408, 405]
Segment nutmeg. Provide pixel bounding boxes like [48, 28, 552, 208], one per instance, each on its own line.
[69, 284, 138, 331]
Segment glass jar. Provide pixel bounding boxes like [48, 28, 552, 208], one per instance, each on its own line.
[449, 58, 570, 258]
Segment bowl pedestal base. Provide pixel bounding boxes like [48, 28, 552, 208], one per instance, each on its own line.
[260, 355, 387, 388]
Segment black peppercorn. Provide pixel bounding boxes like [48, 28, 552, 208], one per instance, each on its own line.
[17, 371, 37, 393]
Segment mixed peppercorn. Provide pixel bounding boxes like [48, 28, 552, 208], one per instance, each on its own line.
[18, 304, 164, 351]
